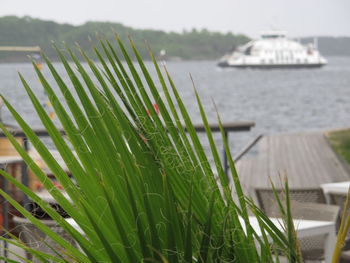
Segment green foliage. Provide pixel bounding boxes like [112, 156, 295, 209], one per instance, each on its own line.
[0, 36, 302, 262]
[327, 129, 350, 263]
[332, 191, 350, 263]
[0, 16, 249, 61]
[327, 129, 350, 165]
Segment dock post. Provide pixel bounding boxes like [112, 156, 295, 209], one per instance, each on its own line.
[1, 163, 8, 262]
[224, 131, 229, 178]
[21, 137, 29, 209]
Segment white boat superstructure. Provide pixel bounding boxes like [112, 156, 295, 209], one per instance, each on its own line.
[218, 31, 327, 68]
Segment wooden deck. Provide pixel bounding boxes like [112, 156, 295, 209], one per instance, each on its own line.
[235, 132, 350, 198]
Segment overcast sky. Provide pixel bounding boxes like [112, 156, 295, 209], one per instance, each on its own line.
[1, 0, 349, 37]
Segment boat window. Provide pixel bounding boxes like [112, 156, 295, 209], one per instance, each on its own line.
[262, 34, 284, 39]
[244, 45, 252, 55]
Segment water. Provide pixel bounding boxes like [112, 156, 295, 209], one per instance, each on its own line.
[0, 57, 349, 154]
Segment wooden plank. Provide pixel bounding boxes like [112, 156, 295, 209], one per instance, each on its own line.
[0, 137, 23, 156]
[305, 134, 331, 182]
[191, 121, 255, 132]
[235, 131, 350, 199]
[0, 156, 22, 165]
[293, 134, 316, 185]
[281, 134, 299, 186]
[256, 136, 269, 186]
[318, 134, 350, 181]
[268, 135, 284, 187]
[305, 133, 348, 182]
[298, 134, 323, 183]
[245, 159, 258, 199]
[235, 158, 255, 200]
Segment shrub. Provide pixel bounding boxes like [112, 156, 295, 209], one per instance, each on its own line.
[0, 37, 301, 262]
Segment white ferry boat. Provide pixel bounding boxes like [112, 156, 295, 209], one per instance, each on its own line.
[218, 31, 327, 68]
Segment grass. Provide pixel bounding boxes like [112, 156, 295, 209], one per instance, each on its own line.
[0, 36, 305, 262]
[327, 128, 350, 165]
[326, 129, 350, 262]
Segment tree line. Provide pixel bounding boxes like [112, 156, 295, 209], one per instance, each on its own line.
[0, 16, 249, 62]
[1, 16, 349, 62]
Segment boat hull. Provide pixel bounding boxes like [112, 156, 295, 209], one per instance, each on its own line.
[218, 31, 328, 69]
[218, 62, 326, 69]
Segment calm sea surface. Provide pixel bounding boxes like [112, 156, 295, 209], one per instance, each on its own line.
[0, 57, 349, 154]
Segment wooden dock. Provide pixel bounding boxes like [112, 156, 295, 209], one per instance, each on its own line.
[235, 132, 350, 198]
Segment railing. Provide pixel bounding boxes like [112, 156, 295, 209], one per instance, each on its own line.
[0, 46, 41, 52]
[190, 121, 255, 175]
[233, 134, 263, 162]
[1, 121, 255, 175]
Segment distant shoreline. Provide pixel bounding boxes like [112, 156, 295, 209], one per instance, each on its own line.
[0, 16, 249, 61]
[1, 16, 350, 61]
[1, 56, 350, 65]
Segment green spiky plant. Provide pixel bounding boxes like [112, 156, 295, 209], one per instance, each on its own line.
[332, 190, 350, 263]
[0, 37, 304, 263]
